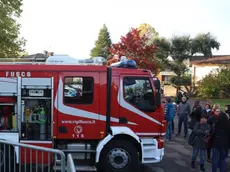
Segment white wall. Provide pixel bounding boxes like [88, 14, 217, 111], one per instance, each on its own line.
[192, 64, 219, 83]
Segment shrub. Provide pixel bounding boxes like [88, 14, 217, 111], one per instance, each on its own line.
[197, 67, 230, 98]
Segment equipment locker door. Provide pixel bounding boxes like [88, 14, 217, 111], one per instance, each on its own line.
[57, 72, 100, 139]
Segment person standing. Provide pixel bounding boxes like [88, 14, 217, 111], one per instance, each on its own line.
[206, 104, 220, 162]
[210, 104, 220, 117]
[211, 109, 230, 172]
[193, 100, 203, 122]
[172, 101, 177, 134]
[176, 91, 183, 105]
[225, 105, 230, 160]
[165, 98, 175, 141]
[191, 114, 210, 171]
[176, 96, 191, 138]
[183, 92, 189, 101]
[189, 100, 203, 130]
[203, 104, 211, 117]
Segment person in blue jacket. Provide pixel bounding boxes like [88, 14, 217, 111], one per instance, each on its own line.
[165, 97, 175, 141]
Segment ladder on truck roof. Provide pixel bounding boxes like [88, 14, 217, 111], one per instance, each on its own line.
[0, 55, 106, 66]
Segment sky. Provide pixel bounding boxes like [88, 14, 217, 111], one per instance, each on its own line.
[19, 0, 230, 59]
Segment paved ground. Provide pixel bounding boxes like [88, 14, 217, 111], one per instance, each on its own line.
[143, 99, 230, 172]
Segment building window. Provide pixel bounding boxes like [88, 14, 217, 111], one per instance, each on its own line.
[64, 77, 94, 104]
[123, 77, 154, 112]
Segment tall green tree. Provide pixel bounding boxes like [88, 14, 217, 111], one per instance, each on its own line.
[168, 33, 220, 94]
[0, 0, 26, 58]
[90, 24, 112, 59]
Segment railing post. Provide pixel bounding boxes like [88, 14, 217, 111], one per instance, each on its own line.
[67, 154, 75, 172]
[60, 151, 66, 172]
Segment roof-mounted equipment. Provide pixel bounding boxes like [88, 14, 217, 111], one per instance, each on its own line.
[46, 55, 106, 65]
[0, 55, 106, 65]
[110, 56, 137, 69]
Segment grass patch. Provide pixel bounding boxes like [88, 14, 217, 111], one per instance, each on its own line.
[168, 96, 230, 110]
[209, 99, 230, 109]
[191, 98, 230, 109]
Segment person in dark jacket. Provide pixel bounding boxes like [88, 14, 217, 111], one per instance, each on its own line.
[191, 114, 210, 171]
[225, 105, 230, 157]
[176, 96, 191, 138]
[183, 92, 189, 101]
[203, 104, 211, 117]
[176, 91, 183, 105]
[206, 104, 220, 163]
[211, 109, 230, 172]
[189, 100, 203, 129]
[209, 104, 220, 117]
[193, 100, 203, 121]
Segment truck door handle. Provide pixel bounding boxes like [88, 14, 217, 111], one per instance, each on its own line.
[119, 117, 128, 124]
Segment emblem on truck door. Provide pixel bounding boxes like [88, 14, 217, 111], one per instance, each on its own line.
[73, 125, 84, 138]
[74, 125, 83, 134]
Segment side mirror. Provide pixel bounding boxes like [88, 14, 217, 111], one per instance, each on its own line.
[153, 78, 161, 90]
[153, 77, 161, 107]
[155, 91, 161, 107]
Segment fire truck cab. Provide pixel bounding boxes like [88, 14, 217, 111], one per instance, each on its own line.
[0, 55, 166, 172]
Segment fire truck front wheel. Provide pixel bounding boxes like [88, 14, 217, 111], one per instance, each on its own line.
[98, 140, 140, 172]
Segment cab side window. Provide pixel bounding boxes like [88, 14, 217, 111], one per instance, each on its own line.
[64, 77, 94, 104]
[123, 77, 155, 112]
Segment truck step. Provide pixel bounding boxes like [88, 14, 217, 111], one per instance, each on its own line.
[143, 145, 156, 150]
[75, 165, 97, 171]
[62, 149, 96, 153]
[141, 138, 156, 145]
[55, 159, 94, 166]
[53, 165, 97, 171]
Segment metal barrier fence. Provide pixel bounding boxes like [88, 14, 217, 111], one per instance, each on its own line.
[66, 154, 75, 172]
[0, 140, 66, 172]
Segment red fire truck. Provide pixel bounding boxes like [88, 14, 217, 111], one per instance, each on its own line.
[0, 55, 166, 172]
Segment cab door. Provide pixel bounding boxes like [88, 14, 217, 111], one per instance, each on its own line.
[119, 75, 161, 136]
[57, 72, 100, 139]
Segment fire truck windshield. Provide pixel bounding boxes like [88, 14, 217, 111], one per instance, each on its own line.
[124, 77, 155, 112]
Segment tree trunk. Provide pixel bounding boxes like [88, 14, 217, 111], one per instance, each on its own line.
[184, 85, 192, 96]
[174, 85, 181, 94]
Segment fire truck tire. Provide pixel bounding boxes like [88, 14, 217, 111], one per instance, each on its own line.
[0, 144, 15, 172]
[98, 140, 140, 172]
